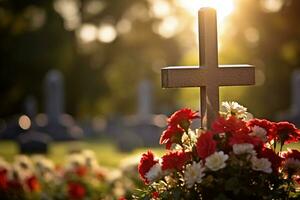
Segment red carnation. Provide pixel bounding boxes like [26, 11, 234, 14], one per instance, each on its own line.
[229, 132, 263, 148]
[259, 148, 283, 172]
[160, 126, 184, 149]
[212, 116, 249, 135]
[0, 169, 8, 190]
[275, 122, 300, 145]
[161, 150, 190, 171]
[68, 182, 86, 200]
[25, 176, 40, 192]
[167, 109, 199, 130]
[196, 131, 217, 160]
[247, 119, 277, 142]
[138, 151, 159, 184]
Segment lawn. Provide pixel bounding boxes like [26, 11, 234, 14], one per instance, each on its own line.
[0, 139, 164, 168]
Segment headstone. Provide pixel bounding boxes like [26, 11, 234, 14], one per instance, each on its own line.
[137, 80, 153, 120]
[45, 70, 64, 126]
[17, 131, 52, 154]
[161, 8, 256, 128]
[277, 70, 300, 126]
[43, 70, 83, 140]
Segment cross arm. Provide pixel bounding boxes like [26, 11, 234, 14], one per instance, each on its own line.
[217, 65, 255, 86]
[161, 66, 207, 88]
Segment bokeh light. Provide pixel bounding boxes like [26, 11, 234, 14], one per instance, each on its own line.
[18, 115, 31, 130]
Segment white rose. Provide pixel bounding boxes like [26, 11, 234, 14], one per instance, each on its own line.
[145, 163, 163, 183]
[250, 126, 268, 142]
[184, 161, 205, 188]
[251, 157, 272, 173]
[205, 151, 229, 171]
[233, 143, 256, 156]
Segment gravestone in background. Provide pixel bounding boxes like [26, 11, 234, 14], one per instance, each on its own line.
[277, 70, 300, 126]
[42, 70, 83, 140]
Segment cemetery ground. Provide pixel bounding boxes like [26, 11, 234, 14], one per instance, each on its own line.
[0, 138, 164, 168]
[0, 138, 299, 168]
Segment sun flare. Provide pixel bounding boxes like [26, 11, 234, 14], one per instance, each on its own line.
[177, 0, 235, 24]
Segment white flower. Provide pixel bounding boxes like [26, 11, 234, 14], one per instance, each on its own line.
[249, 125, 268, 142]
[205, 151, 229, 171]
[65, 153, 85, 171]
[233, 143, 256, 156]
[251, 157, 272, 173]
[145, 163, 163, 183]
[221, 101, 251, 120]
[184, 161, 205, 188]
[283, 158, 300, 173]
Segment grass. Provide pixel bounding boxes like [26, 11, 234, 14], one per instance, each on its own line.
[0, 139, 164, 168]
[1, 139, 299, 168]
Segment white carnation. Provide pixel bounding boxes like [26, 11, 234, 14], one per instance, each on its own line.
[233, 143, 256, 156]
[251, 157, 272, 173]
[221, 101, 249, 119]
[250, 126, 268, 142]
[184, 161, 205, 188]
[145, 163, 163, 183]
[205, 151, 229, 171]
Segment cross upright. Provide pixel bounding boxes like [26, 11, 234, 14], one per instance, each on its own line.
[161, 7, 255, 129]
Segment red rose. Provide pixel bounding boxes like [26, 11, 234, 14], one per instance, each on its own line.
[196, 131, 216, 160]
[275, 122, 300, 144]
[259, 148, 283, 172]
[138, 151, 159, 184]
[160, 126, 184, 149]
[68, 182, 86, 200]
[161, 150, 190, 171]
[0, 169, 8, 190]
[25, 176, 40, 192]
[247, 118, 276, 142]
[167, 109, 199, 130]
[212, 116, 249, 135]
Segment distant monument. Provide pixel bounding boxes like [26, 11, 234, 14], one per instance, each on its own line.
[137, 80, 153, 120]
[277, 70, 300, 126]
[42, 70, 83, 140]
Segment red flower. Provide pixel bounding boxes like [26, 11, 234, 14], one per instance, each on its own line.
[0, 169, 8, 190]
[160, 126, 184, 149]
[196, 131, 217, 160]
[275, 122, 300, 144]
[282, 149, 300, 160]
[68, 182, 86, 200]
[75, 166, 88, 177]
[229, 132, 263, 148]
[259, 148, 283, 172]
[118, 198, 127, 200]
[25, 176, 40, 192]
[152, 191, 159, 198]
[138, 151, 159, 184]
[167, 109, 199, 130]
[212, 116, 249, 135]
[161, 150, 190, 171]
[247, 119, 277, 142]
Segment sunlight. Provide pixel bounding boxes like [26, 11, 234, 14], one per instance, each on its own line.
[177, 0, 235, 24]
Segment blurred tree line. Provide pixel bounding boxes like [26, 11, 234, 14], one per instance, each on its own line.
[0, 0, 299, 120]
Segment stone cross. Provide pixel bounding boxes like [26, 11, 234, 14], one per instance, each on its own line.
[161, 8, 255, 128]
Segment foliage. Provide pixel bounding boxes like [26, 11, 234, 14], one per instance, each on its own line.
[133, 102, 300, 199]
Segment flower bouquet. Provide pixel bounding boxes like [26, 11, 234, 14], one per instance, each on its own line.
[134, 102, 300, 199]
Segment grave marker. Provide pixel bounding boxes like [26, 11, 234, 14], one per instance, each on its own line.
[161, 8, 255, 128]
